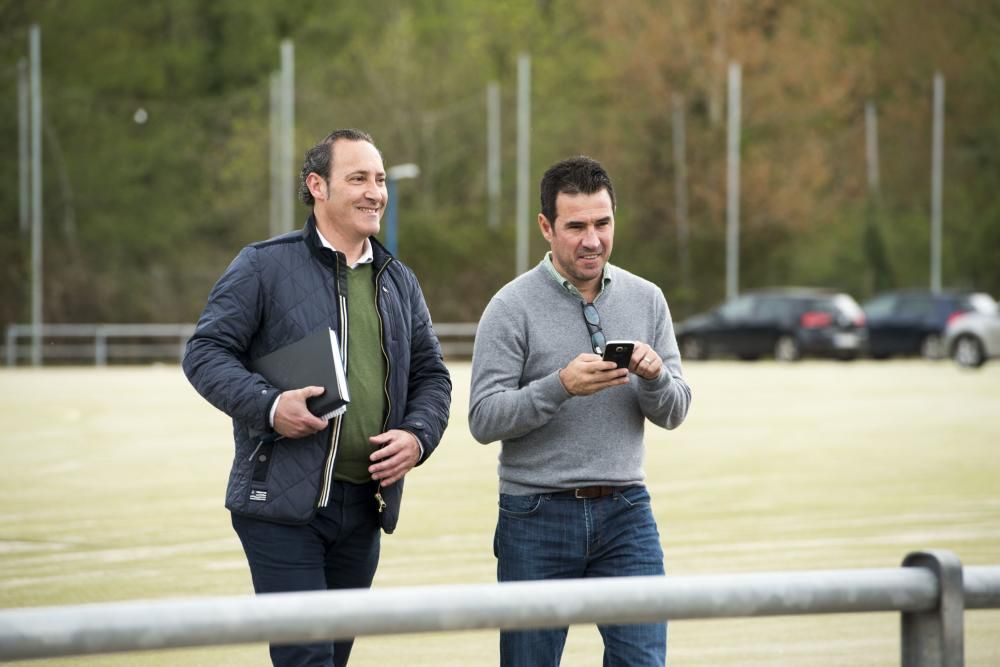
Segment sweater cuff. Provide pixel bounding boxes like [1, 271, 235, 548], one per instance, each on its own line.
[539, 369, 574, 403]
[638, 367, 671, 390]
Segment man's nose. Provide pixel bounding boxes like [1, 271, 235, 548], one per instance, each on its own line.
[581, 226, 600, 247]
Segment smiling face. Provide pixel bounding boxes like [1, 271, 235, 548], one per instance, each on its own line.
[538, 188, 615, 300]
[306, 139, 387, 251]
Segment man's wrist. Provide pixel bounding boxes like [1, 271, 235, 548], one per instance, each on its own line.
[400, 428, 425, 460]
[558, 368, 575, 396]
[268, 393, 282, 427]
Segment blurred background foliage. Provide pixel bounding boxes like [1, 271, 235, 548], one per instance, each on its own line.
[1, 0, 998, 325]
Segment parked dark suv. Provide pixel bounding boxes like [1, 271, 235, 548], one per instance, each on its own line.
[675, 288, 866, 362]
[862, 289, 997, 359]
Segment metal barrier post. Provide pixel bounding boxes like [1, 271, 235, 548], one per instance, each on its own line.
[901, 550, 964, 667]
[5, 325, 17, 366]
[95, 328, 108, 366]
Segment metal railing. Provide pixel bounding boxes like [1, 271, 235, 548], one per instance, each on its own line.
[3, 322, 478, 366]
[0, 550, 997, 665]
[4, 323, 195, 366]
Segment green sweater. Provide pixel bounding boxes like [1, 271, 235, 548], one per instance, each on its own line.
[335, 263, 387, 483]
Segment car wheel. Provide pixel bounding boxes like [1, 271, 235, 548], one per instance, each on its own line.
[921, 334, 944, 360]
[774, 335, 801, 362]
[953, 334, 986, 369]
[680, 336, 707, 360]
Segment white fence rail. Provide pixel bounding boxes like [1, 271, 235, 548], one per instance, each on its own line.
[0, 551, 997, 665]
[4, 322, 478, 366]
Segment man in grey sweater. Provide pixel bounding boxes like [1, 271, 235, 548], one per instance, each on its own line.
[469, 155, 692, 666]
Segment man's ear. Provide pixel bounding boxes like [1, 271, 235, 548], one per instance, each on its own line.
[538, 213, 554, 242]
[306, 173, 327, 201]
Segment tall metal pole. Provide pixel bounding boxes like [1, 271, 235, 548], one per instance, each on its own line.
[487, 81, 501, 229]
[280, 40, 295, 234]
[930, 72, 944, 293]
[725, 62, 741, 301]
[384, 164, 419, 258]
[29, 25, 43, 366]
[672, 94, 690, 289]
[515, 54, 531, 276]
[385, 180, 398, 256]
[18, 60, 30, 235]
[865, 100, 880, 195]
[863, 99, 892, 294]
[269, 72, 281, 237]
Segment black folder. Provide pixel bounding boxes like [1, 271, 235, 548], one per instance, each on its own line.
[248, 328, 350, 419]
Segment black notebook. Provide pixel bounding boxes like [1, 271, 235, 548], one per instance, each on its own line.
[248, 328, 350, 420]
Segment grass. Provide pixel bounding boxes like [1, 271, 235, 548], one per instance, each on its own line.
[1, 360, 998, 666]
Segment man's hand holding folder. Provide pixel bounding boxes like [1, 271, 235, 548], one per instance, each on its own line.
[274, 386, 330, 439]
[247, 328, 351, 443]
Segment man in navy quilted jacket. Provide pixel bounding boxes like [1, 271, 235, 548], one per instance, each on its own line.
[183, 128, 452, 667]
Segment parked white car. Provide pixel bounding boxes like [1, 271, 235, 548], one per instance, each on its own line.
[945, 311, 1000, 368]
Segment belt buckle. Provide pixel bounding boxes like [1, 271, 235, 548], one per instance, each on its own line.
[574, 488, 586, 499]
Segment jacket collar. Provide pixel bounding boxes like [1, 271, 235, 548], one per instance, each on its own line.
[303, 214, 394, 272]
[369, 235, 394, 272]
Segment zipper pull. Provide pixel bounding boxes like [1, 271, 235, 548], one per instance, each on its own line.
[247, 433, 284, 462]
[374, 488, 386, 513]
[247, 440, 264, 462]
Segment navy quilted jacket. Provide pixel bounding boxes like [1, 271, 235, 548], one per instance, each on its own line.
[183, 216, 451, 532]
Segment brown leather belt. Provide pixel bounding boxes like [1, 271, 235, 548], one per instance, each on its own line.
[551, 485, 628, 499]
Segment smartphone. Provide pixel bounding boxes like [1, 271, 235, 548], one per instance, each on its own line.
[602, 340, 635, 369]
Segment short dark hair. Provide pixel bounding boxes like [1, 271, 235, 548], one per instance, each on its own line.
[299, 128, 379, 206]
[539, 156, 616, 225]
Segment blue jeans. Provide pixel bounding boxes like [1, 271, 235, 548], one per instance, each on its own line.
[495, 486, 666, 667]
[231, 480, 381, 667]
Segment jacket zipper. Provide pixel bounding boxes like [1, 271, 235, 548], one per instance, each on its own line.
[373, 259, 392, 513]
[317, 268, 349, 508]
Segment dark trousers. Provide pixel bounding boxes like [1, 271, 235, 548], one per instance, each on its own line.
[231, 480, 382, 667]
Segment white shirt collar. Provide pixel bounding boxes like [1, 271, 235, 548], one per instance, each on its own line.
[316, 230, 374, 268]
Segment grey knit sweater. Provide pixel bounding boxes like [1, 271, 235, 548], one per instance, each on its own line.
[469, 258, 692, 495]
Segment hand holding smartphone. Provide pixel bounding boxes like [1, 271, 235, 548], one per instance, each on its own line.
[602, 340, 635, 369]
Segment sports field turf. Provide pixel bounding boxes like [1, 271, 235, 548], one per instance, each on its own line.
[1, 360, 998, 665]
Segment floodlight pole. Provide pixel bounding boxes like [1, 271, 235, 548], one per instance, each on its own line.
[672, 94, 690, 289]
[280, 40, 295, 234]
[18, 59, 29, 236]
[515, 53, 531, 277]
[865, 100, 880, 195]
[29, 25, 43, 366]
[269, 72, 281, 237]
[385, 164, 420, 257]
[930, 72, 944, 294]
[487, 81, 501, 229]
[725, 62, 741, 301]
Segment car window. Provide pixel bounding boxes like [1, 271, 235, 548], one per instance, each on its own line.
[755, 297, 794, 321]
[896, 295, 934, 318]
[718, 296, 756, 320]
[863, 294, 896, 318]
[801, 297, 833, 313]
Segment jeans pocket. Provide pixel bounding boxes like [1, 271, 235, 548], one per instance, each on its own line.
[498, 493, 544, 516]
[617, 486, 652, 508]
